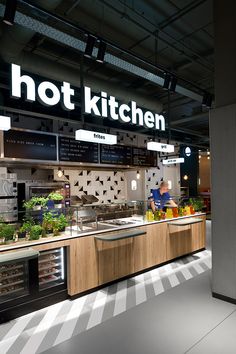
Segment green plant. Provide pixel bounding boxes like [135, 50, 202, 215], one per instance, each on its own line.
[42, 211, 68, 236]
[29, 225, 42, 240]
[57, 214, 68, 231]
[189, 198, 205, 212]
[42, 212, 55, 233]
[48, 192, 63, 201]
[51, 214, 68, 236]
[23, 197, 48, 209]
[0, 224, 15, 241]
[19, 217, 35, 234]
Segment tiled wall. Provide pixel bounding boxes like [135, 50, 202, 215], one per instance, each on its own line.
[54, 169, 127, 203]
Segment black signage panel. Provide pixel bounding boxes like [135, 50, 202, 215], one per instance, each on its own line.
[101, 144, 132, 165]
[4, 130, 57, 161]
[132, 147, 157, 167]
[59, 137, 99, 163]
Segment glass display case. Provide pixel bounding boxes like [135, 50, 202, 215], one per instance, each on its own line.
[0, 247, 67, 323]
[0, 260, 29, 301]
[0, 196, 204, 245]
[38, 248, 65, 291]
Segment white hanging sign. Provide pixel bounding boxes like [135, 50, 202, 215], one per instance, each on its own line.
[75, 129, 117, 145]
[163, 157, 184, 165]
[147, 141, 174, 152]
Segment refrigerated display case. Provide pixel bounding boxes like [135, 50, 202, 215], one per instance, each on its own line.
[38, 248, 65, 291]
[0, 247, 67, 323]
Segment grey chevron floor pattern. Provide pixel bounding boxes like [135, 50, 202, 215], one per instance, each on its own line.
[0, 248, 211, 354]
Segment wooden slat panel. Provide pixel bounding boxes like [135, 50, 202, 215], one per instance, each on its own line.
[68, 236, 99, 296]
[96, 238, 134, 285]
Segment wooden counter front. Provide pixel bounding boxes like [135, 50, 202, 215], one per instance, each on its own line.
[0, 214, 206, 297]
[67, 214, 206, 296]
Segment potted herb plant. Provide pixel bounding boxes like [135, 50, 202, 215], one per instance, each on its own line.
[29, 225, 43, 240]
[0, 223, 15, 244]
[58, 214, 68, 232]
[48, 192, 63, 209]
[53, 214, 68, 236]
[18, 217, 35, 239]
[23, 197, 48, 211]
[42, 212, 55, 235]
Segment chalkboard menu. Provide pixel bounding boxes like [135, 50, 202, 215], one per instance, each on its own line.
[4, 130, 57, 161]
[59, 137, 99, 163]
[100, 144, 132, 165]
[132, 147, 157, 167]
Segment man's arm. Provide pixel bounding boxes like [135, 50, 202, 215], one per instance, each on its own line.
[169, 199, 178, 207]
[150, 200, 156, 213]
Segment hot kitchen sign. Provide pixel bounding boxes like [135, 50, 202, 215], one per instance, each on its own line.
[10, 64, 165, 131]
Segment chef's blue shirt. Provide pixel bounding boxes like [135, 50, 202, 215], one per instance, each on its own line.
[149, 188, 171, 209]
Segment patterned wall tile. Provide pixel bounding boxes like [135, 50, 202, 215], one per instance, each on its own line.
[54, 169, 127, 203]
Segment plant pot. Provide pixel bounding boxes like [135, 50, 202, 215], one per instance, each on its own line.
[33, 205, 41, 211]
[4, 239, 14, 244]
[0, 237, 5, 244]
[18, 232, 26, 239]
[54, 203, 62, 209]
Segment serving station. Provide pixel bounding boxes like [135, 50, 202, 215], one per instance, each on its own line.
[0, 200, 206, 322]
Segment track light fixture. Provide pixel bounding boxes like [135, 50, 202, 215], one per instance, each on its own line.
[163, 73, 171, 89]
[202, 92, 213, 108]
[3, 0, 17, 25]
[170, 76, 177, 92]
[84, 35, 107, 63]
[96, 40, 107, 63]
[163, 73, 178, 92]
[84, 34, 96, 58]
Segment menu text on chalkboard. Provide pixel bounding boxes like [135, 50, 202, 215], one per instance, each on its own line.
[132, 147, 157, 167]
[4, 130, 57, 161]
[59, 137, 99, 163]
[100, 145, 132, 165]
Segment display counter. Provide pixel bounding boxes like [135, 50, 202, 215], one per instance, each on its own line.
[0, 213, 206, 298]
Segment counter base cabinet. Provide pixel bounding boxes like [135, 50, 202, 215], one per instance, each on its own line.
[68, 236, 99, 296]
[68, 215, 206, 297]
[133, 223, 167, 273]
[166, 215, 206, 260]
[96, 238, 134, 285]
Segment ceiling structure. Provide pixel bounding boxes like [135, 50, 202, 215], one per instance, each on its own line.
[0, 0, 213, 148]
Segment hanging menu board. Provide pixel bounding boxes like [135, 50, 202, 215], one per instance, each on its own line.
[59, 137, 99, 163]
[4, 130, 57, 161]
[100, 144, 132, 165]
[132, 147, 157, 167]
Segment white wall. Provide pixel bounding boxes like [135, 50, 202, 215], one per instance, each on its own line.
[163, 164, 181, 197]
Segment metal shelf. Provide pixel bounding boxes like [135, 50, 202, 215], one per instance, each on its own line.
[0, 286, 25, 296]
[0, 272, 24, 281]
[95, 229, 146, 241]
[167, 218, 203, 226]
[0, 264, 24, 272]
[0, 279, 24, 289]
[39, 276, 61, 286]
[39, 249, 61, 256]
[38, 270, 61, 278]
[39, 262, 62, 271]
[39, 256, 61, 264]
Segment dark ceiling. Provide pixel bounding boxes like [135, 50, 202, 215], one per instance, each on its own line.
[0, 0, 213, 148]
